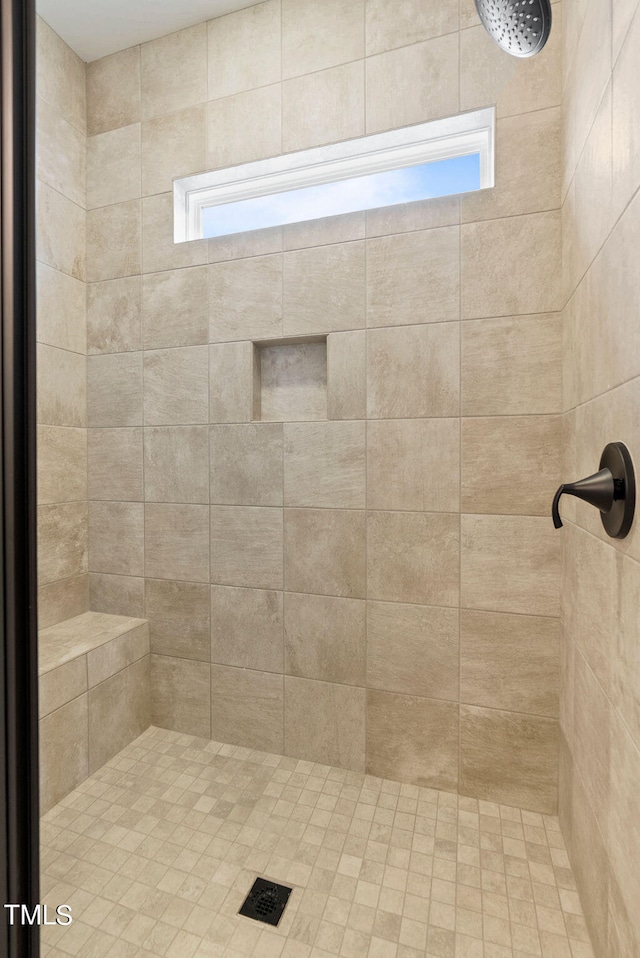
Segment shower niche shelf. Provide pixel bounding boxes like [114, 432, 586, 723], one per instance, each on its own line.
[253, 336, 327, 422]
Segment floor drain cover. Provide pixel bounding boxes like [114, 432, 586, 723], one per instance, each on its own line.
[238, 877, 292, 927]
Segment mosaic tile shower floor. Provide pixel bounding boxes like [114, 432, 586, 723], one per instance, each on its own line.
[41, 727, 594, 958]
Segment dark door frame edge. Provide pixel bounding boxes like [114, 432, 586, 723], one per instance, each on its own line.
[1, 0, 40, 954]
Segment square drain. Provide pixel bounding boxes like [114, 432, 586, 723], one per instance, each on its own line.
[238, 877, 292, 927]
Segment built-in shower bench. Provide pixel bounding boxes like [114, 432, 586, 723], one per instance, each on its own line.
[38, 611, 150, 813]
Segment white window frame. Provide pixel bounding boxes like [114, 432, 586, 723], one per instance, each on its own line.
[174, 107, 495, 243]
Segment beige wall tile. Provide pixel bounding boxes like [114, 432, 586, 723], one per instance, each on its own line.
[282, 0, 364, 77]
[284, 592, 365, 686]
[36, 17, 86, 133]
[38, 425, 87, 505]
[207, 0, 281, 99]
[367, 419, 460, 512]
[88, 277, 142, 354]
[87, 124, 141, 210]
[150, 654, 210, 736]
[211, 585, 283, 672]
[39, 574, 89, 629]
[284, 422, 366, 509]
[88, 428, 143, 501]
[462, 315, 562, 416]
[461, 108, 561, 223]
[462, 515, 560, 616]
[211, 665, 284, 752]
[607, 710, 640, 952]
[327, 331, 366, 421]
[285, 676, 365, 770]
[612, 554, 640, 746]
[87, 200, 141, 282]
[367, 324, 460, 419]
[282, 62, 365, 152]
[39, 657, 87, 719]
[144, 503, 210, 582]
[461, 212, 562, 319]
[87, 46, 140, 136]
[209, 224, 283, 264]
[366, 0, 459, 55]
[366, 228, 460, 328]
[282, 242, 365, 337]
[87, 625, 149, 687]
[144, 426, 209, 503]
[88, 352, 143, 427]
[573, 85, 613, 284]
[367, 602, 459, 700]
[612, 5, 640, 219]
[367, 511, 459, 606]
[143, 267, 208, 349]
[460, 19, 561, 117]
[461, 416, 562, 516]
[207, 85, 282, 169]
[37, 344, 86, 428]
[210, 342, 254, 424]
[366, 34, 459, 133]
[89, 501, 144, 576]
[36, 98, 85, 207]
[36, 263, 86, 354]
[283, 211, 365, 252]
[284, 508, 366, 598]
[146, 578, 210, 661]
[459, 705, 559, 813]
[460, 610, 560, 717]
[366, 690, 458, 790]
[37, 181, 85, 280]
[259, 342, 328, 423]
[573, 650, 610, 824]
[39, 694, 88, 813]
[143, 346, 209, 425]
[209, 255, 283, 343]
[142, 193, 208, 274]
[142, 105, 206, 196]
[210, 506, 283, 589]
[141, 23, 207, 119]
[210, 423, 283, 506]
[366, 194, 460, 239]
[38, 502, 88, 585]
[89, 573, 144, 618]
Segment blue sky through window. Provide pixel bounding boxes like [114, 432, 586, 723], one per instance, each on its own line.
[202, 152, 481, 239]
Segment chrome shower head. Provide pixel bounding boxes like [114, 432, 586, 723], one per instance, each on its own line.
[474, 0, 552, 57]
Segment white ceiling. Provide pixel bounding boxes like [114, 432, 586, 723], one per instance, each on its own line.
[37, 0, 266, 62]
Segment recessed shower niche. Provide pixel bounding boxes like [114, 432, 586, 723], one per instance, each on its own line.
[253, 337, 328, 422]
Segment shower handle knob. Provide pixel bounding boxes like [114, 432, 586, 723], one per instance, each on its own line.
[552, 441, 635, 539]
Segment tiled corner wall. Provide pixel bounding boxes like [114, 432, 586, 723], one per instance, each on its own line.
[36, 18, 89, 629]
[561, 0, 640, 953]
[82, 0, 564, 813]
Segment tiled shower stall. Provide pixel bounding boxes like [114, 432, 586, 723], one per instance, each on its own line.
[35, 0, 640, 954]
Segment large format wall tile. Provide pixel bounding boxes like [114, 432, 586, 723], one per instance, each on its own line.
[89, 501, 144, 576]
[209, 342, 254, 423]
[367, 602, 459, 700]
[40, 695, 88, 813]
[367, 512, 459, 606]
[284, 508, 366, 598]
[210, 423, 283, 506]
[36, 98, 86, 207]
[88, 428, 143, 501]
[38, 425, 87, 505]
[366, 690, 458, 790]
[143, 346, 209, 425]
[150, 654, 210, 737]
[38, 502, 88, 585]
[207, 0, 281, 100]
[210, 665, 284, 753]
[209, 255, 282, 343]
[460, 610, 559, 717]
[285, 676, 365, 770]
[283, 242, 366, 336]
[144, 503, 210, 582]
[146, 578, 210, 661]
[88, 353, 142, 427]
[88, 657, 150, 772]
[142, 193, 208, 274]
[367, 324, 460, 419]
[89, 573, 143, 618]
[284, 421, 366, 509]
[36, 182, 85, 281]
[366, 228, 460, 327]
[211, 585, 283, 672]
[141, 23, 207, 120]
[87, 124, 141, 210]
[87, 46, 140, 136]
[282, 0, 364, 78]
[144, 426, 209, 503]
[210, 506, 283, 589]
[284, 592, 366, 686]
[461, 515, 560, 616]
[143, 267, 209, 349]
[459, 705, 559, 813]
[282, 62, 365, 152]
[37, 17, 86, 133]
[87, 277, 142, 354]
[207, 85, 282, 170]
[142, 105, 207, 197]
[87, 200, 141, 282]
[37, 263, 86, 354]
[327, 331, 366, 421]
[366, 0, 459, 55]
